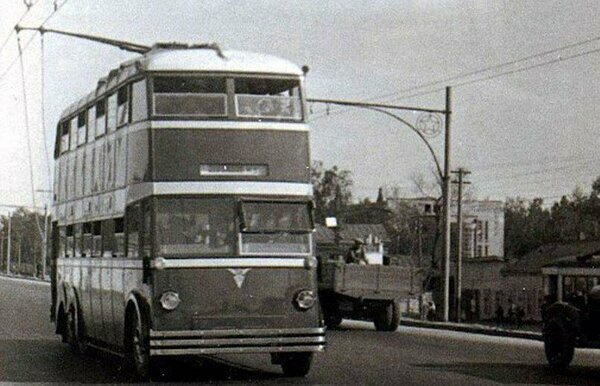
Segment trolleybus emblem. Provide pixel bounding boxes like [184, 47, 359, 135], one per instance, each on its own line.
[227, 268, 251, 288]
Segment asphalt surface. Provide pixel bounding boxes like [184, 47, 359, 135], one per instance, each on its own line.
[2, 275, 600, 384]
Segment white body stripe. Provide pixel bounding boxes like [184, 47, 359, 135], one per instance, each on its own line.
[150, 120, 309, 131]
[126, 120, 309, 135]
[127, 181, 312, 203]
[153, 257, 306, 269]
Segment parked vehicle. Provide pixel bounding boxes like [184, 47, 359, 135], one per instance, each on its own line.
[541, 253, 600, 369]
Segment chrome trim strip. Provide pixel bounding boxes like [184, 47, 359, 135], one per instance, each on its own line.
[150, 327, 326, 338]
[150, 336, 326, 347]
[152, 257, 307, 269]
[150, 120, 309, 131]
[127, 182, 313, 204]
[57, 258, 143, 269]
[150, 345, 326, 356]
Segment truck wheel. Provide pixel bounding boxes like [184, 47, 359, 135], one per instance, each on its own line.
[280, 352, 313, 377]
[374, 300, 400, 332]
[544, 319, 574, 369]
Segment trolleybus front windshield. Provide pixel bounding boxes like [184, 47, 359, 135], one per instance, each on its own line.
[152, 75, 302, 120]
[155, 198, 312, 257]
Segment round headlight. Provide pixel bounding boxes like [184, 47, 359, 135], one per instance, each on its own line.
[294, 290, 316, 310]
[160, 291, 181, 311]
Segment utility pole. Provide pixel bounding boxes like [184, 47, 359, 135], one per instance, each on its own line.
[442, 86, 452, 322]
[452, 168, 471, 322]
[6, 213, 11, 275]
[42, 205, 48, 279]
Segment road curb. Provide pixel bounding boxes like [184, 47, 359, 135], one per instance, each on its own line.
[401, 318, 543, 341]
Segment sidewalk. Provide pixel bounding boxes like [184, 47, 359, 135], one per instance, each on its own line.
[401, 317, 543, 341]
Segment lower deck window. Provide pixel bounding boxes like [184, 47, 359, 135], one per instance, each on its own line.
[155, 198, 235, 256]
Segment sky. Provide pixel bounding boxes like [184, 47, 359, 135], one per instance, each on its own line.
[1, 0, 600, 211]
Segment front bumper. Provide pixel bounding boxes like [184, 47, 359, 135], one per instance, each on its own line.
[149, 327, 326, 356]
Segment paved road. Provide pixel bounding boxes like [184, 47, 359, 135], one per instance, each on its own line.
[2, 275, 600, 384]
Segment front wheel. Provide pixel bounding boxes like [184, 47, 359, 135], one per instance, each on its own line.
[127, 311, 151, 379]
[373, 300, 400, 332]
[280, 352, 313, 377]
[544, 320, 575, 369]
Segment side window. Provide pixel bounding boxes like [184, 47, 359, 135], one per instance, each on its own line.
[131, 79, 147, 122]
[65, 224, 74, 258]
[82, 222, 92, 257]
[107, 92, 117, 133]
[59, 226, 66, 258]
[74, 223, 82, 257]
[69, 117, 78, 151]
[95, 99, 106, 138]
[77, 111, 87, 147]
[114, 217, 125, 257]
[102, 219, 115, 257]
[86, 105, 96, 143]
[92, 221, 102, 257]
[60, 121, 70, 154]
[127, 204, 140, 258]
[117, 86, 129, 127]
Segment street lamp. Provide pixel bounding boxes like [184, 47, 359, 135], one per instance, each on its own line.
[308, 87, 453, 321]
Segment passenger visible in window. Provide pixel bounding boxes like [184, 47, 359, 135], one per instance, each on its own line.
[345, 238, 368, 265]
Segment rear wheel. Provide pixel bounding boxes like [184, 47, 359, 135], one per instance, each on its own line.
[544, 319, 575, 369]
[280, 352, 313, 377]
[66, 303, 87, 354]
[373, 300, 400, 332]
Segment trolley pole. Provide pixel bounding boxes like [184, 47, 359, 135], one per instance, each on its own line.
[442, 86, 452, 322]
[452, 167, 471, 322]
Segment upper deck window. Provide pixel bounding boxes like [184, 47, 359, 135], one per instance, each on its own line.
[60, 121, 70, 154]
[77, 111, 87, 147]
[117, 86, 129, 127]
[107, 93, 117, 133]
[152, 76, 227, 117]
[234, 78, 302, 121]
[95, 99, 106, 137]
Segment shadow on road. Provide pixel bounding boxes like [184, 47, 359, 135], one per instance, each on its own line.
[0, 339, 305, 384]
[415, 362, 600, 385]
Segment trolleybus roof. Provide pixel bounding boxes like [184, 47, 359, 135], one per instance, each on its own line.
[60, 45, 304, 120]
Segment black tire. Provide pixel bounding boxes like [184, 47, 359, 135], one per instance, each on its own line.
[66, 304, 87, 354]
[125, 309, 168, 381]
[280, 352, 313, 377]
[374, 300, 400, 332]
[544, 320, 575, 369]
[127, 310, 151, 380]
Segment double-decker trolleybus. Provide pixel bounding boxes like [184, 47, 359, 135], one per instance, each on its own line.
[50, 43, 325, 379]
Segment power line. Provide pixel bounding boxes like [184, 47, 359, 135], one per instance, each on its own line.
[0, 0, 42, 59]
[0, 0, 70, 85]
[310, 34, 600, 122]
